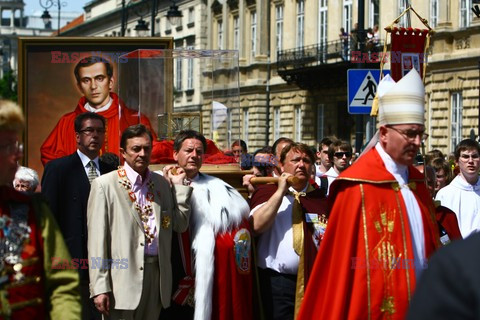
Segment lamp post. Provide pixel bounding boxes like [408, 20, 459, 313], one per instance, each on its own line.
[39, 0, 67, 35]
[121, 0, 182, 37]
[166, 0, 183, 26]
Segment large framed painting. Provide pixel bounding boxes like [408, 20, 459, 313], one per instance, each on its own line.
[17, 37, 173, 177]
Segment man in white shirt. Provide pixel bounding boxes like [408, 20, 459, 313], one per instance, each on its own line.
[323, 139, 352, 195]
[250, 142, 328, 320]
[435, 139, 480, 238]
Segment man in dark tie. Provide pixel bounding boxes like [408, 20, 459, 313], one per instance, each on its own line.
[41, 111, 116, 319]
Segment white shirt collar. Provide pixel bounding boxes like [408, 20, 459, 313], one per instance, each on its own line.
[451, 174, 480, 191]
[77, 149, 99, 169]
[375, 142, 408, 184]
[84, 97, 113, 113]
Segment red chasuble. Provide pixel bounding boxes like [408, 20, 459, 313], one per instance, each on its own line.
[297, 148, 440, 320]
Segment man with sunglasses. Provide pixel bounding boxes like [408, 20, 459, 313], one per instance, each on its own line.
[323, 139, 352, 195]
[435, 139, 480, 238]
[298, 69, 440, 320]
[41, 112, 116, 319]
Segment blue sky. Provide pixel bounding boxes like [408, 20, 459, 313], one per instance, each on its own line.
[23, 0, 88, 15]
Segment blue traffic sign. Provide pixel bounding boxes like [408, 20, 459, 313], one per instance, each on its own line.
[348, 69, 390, 114]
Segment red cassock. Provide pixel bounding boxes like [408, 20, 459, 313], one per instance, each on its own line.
[40, 93, 236, 165]
[297, 148, 440, 320]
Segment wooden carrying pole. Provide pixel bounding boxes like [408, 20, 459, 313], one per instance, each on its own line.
[250, 176, 300, 185]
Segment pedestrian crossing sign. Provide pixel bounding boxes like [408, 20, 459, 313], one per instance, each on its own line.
[347, 69, 390, 114]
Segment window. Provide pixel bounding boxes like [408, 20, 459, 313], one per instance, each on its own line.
[460, 0, 472, 28]
[176, 58, 182, 91]
[295, 106, 302, 141]
[451, 92, 463, 150]
[243, 108, 249, 144]
[316, 104, 324, 142]
[188, 7, 195, 24]
[296, 0, 305, 48]
[369, 0, 379, 27]
[343, 0, 352, 33]
[318, 0, 327, 45]
[218, 20, 223, 50]
[186, 45, 194, 90]
[430, 0, 438, 27]
[251, 11, 257, 58]
[233, 16, 240, 51]
[274, 107, 280, 141]
[155, 18, 160, 34]
[275, 5, 283, 54]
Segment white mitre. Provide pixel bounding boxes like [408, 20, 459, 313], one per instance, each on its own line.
[377, 68, 425, 126]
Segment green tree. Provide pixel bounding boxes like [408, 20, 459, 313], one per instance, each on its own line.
[0, 71, 17, 101]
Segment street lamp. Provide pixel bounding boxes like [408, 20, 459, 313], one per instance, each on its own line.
[39, 0, 67, 35]
[134, 18, 149, 37]
[166, 1, 182, 26]
[122, 0, 154, 37]
[40, 9, 51, 27]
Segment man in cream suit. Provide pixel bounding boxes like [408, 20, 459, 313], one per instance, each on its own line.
[87, 124, 192, 319]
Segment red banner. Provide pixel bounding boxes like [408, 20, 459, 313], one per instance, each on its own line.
[390, 27, 428, 81]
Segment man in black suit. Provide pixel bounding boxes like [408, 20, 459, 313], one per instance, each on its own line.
[41, 112, 116, 319]
[408, 233, 480, 320]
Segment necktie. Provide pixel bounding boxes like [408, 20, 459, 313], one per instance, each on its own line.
[291, 190, 306, 255]
[87, 160, 98, 184]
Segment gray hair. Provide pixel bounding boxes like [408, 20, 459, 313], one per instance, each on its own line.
[14, 166, 39, 190]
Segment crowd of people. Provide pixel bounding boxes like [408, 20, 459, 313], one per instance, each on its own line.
[2, 63, 480, 320]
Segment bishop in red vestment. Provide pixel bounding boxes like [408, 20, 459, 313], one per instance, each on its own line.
[298, 69, 440, 320]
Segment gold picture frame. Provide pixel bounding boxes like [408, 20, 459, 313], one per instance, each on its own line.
[18, 37, 173, 177]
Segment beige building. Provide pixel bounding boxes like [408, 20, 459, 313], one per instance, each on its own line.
[205, 0, 480, 155]
[60, 0, 480, 155]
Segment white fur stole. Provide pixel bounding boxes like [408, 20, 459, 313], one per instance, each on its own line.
[190, 174, 250, 320]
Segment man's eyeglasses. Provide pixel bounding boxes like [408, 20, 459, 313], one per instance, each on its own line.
[79, 128, 106, 136]
[459, 153, 480, 161]
[0, 141, 23, 155]
[387, 126, 429, 142]
[334, 152, 352, 158]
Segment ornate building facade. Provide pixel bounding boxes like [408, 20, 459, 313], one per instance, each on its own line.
[60, 0, 480, 154]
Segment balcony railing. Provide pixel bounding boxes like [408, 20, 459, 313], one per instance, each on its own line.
[277, 39, 383, 72]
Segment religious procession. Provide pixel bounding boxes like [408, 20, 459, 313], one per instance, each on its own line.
[1, 0, 480, 319]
